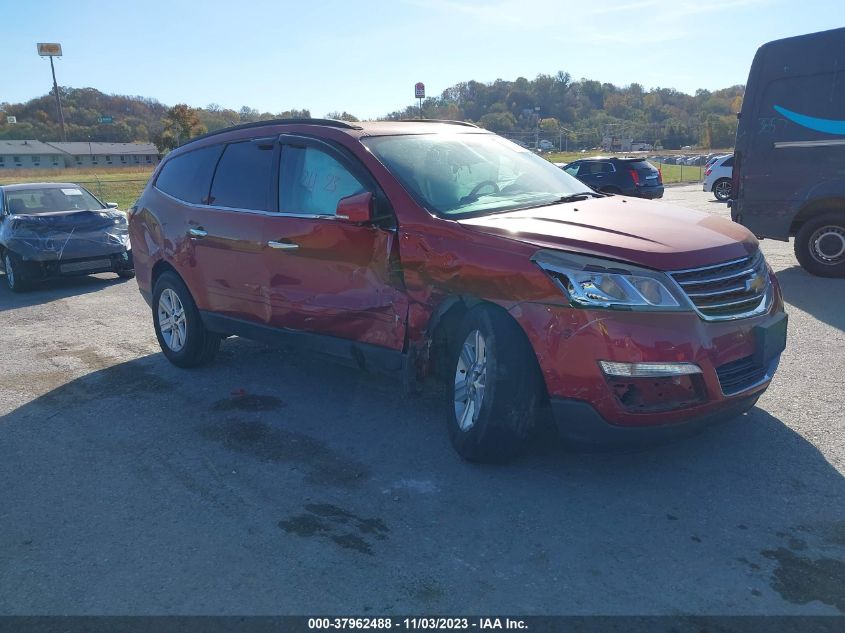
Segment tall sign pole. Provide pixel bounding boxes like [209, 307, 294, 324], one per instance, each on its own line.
[37, 43, 67, 142]
[415, 82, 425, 120]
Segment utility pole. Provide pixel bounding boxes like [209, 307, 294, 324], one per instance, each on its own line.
[49, 56, 67, 142]
[37, 43, 67, 142]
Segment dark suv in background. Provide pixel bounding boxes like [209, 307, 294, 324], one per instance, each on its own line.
[129, 119, 784, 462]
[563, 157, 664, 199]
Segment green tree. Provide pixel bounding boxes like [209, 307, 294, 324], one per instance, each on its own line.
[325, 111, 360, 122]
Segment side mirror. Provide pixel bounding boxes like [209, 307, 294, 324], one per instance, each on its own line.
[106, 202, 119, 209]
[336, 192, 373, 224]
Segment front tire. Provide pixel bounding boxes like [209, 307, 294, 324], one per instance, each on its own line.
[447, 305, 544, 463]
[794, 212, 845, 277]
[3, 251, 30, 293]
[152, 271, 220, 367]
[713, 178, 732, 201]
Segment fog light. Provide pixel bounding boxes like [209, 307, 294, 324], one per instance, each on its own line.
[599, 361, 702, 377]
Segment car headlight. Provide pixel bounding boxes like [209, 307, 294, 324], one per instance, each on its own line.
[532, 250, 689, 311]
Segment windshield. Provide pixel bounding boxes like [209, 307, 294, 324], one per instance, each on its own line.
[5, 186, 105, 215]
[362, 133, 591, 218]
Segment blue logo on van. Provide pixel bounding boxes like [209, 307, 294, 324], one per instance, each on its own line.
[774, 105, 845, 136]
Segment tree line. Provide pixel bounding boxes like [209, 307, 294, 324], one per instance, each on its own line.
[0, 73, 743, 151]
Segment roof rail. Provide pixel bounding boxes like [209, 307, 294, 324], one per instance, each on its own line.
[184, 118, 363, 145]
[397, 119, 480, 128]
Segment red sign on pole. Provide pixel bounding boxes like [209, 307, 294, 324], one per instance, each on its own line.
[415, 82, 425, 99]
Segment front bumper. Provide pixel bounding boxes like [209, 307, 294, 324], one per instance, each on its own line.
[551, 392, 760, 444]
[511, 292, 785, 434]
[15, 249, 133, 279]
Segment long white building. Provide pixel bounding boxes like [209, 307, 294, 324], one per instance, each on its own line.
[0, 140, 160, 169]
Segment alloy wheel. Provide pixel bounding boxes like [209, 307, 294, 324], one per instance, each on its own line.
[454, 329, 489, 431]
[714, 180, 731, 200]
[158, 288, 187, 352]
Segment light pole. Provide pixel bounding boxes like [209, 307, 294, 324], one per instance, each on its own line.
[37, 43, 67, 142]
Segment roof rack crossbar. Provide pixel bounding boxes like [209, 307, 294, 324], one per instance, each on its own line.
[397, 119, 480, 128]
[184, 118, 363, 145]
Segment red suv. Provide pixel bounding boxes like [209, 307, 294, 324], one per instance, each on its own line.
[128, 119, 787, 461]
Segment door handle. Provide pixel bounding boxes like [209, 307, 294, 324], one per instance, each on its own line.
[267, 240, 299, 250]
[188, 227, 208, 238]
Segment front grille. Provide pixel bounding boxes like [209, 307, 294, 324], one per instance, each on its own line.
[716, 355, 768, 395]
[669, 252, 769, 320]
[59, 258, 113, 273]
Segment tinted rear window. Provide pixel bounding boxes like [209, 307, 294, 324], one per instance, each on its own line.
[722, 157, 734, 167]
[209, 141, 275, 211]
[155, 145, 222, 204]
[629, 160, 658, 172]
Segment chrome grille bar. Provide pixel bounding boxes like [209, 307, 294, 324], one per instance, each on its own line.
[668, 252, 770, 321]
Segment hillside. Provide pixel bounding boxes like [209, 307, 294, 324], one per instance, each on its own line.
[0, 73, 743, 150]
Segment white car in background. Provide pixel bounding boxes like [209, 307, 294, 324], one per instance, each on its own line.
[703, 154, 734, 201]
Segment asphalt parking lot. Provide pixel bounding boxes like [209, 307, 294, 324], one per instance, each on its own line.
[1, 184, 843, 615]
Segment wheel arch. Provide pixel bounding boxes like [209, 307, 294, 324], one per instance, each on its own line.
[151, 258, 181, 290]
[423, 295, 545, 394]
[790, 197, 845, 236]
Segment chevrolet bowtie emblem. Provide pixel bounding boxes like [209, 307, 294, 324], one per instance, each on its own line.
[745, 274, 765, 293]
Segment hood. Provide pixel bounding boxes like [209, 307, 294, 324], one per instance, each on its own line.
[458, 196, 758, 270]
[1, 209, 129, 262]
[8, 209, 126, 232]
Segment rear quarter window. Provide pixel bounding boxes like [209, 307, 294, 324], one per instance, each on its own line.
[154, 145, 223, 204]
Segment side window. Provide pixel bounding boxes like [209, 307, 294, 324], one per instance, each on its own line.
[564, 164, 579, 176]
[600, 162, 615, 174]
[279, 146, 366, 215]
[209, 141, 275, 211]
[155, 145, 222, 204]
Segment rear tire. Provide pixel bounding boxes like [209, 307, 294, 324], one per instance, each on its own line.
[794, 211, 845, 277]
[117, 269, 136, 279]
[3, 251, 30, 293]
[446, 305, 544, 463]
[713, 178, 732, 201]
[152, 271, 220, 367]
[601, 186, 622, 195]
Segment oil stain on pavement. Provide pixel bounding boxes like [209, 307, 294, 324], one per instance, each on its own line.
[198, 416, 370, 488]
[279, 503, 389, 556]
[211, 393, 284, 412]
[739, 524, 845, 612]
[761, 547, 845, 612]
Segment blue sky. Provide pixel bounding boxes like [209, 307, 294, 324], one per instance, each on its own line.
[1, 0, 840, 119]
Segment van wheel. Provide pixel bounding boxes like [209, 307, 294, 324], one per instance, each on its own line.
[713, 178, 732, 201]
[601, 186, 622, 195]
[3, 251, 30, 293]
[152, 271, 221, 367]
[794, 212, 845, 277]
[117, 269, 136, 279]
[447, 305, 543, 463]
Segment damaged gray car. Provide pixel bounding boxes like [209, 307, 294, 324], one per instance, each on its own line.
[0, 183, 134, 292]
